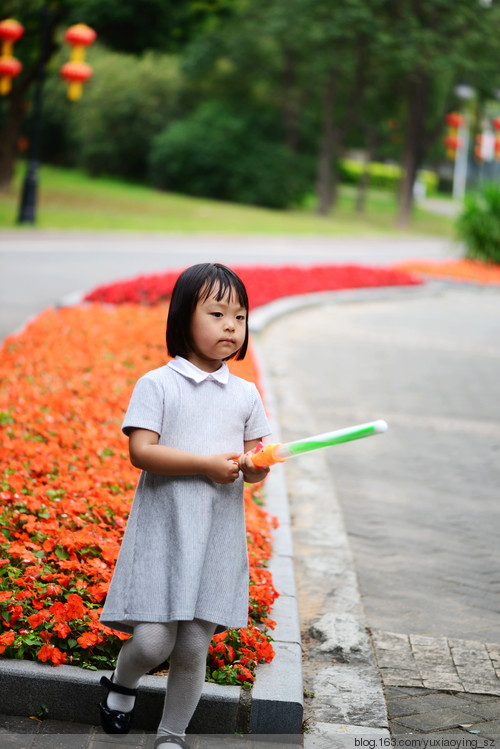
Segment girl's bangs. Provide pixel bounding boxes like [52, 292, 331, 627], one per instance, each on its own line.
[198, 274, 248, 310]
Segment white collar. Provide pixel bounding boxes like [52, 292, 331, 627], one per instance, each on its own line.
[167, 356, 229, 385]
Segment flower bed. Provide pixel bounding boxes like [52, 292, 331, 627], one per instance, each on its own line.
[393, 258, 500, 285]
[0, 304, 277, 687]
[83, 263, 421, 308]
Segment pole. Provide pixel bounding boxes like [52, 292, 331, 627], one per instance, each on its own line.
[17, 1, 51, 224]
[453, 118, 469, 201]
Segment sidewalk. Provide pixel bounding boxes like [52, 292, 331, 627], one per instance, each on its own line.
[259, 283, 500, 747]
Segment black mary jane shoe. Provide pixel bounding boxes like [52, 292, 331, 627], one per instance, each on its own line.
[154, 736, 189, 748]
[98, 673, 137, 734]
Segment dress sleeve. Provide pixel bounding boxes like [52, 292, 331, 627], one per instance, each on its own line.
[244, 384, 271, 442]
[122, 375, 164, 437]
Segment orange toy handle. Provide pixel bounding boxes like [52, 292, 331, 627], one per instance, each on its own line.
[251, 443, 286, 468]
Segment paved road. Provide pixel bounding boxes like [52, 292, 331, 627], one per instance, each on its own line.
[0, 231, 455, 340]
[264, 286, 500, 642]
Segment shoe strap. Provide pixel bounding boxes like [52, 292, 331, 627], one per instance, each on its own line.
[154, 737, 188, 748]
[100, 675, 137, 696]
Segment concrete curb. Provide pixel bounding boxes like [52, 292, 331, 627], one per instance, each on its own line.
[248, 281, 445, 335]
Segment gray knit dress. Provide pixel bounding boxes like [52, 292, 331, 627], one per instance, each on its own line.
[100, 363, 270, 635]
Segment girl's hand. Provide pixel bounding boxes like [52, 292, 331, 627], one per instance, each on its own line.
[204, 452, 242, 484]
[237, 451, 270, 484]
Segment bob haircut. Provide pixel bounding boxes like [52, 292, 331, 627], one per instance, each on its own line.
[166, 263, 249, 361]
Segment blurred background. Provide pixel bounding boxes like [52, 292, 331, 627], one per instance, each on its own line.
[2, 0, 500, 243]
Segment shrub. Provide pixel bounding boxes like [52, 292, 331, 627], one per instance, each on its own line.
[456, 183, 500, 265]
[148, 101, 308, 209]
[339, 159, 438, 196]
[72, 48, 185, 180]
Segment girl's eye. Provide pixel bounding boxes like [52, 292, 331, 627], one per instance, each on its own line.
[237, 315, 246, 321]
[211, 312, 223, 317]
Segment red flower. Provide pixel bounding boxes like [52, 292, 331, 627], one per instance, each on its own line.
[65, 594, 86, 620]
[37, 643, 67, 665]
[0, 630, 15, 653]
[27, 610, 50, 628]
[52, 622, 71, 639]
[77, 631, 99, 649]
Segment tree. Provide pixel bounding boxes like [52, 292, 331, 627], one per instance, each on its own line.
[0, 0, 234, 189]
[379, 0, 500, 228]
[181, 0, 387, 213]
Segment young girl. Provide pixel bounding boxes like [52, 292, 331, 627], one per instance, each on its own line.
[98, 263, 271, 747]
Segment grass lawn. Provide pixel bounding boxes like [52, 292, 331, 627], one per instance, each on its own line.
[0, 164, 455, 237]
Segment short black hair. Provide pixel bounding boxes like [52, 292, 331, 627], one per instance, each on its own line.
[166, 263, 249, 361]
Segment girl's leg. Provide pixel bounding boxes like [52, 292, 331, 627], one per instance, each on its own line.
[107, 622, 178, 712]
[157, 618, 217, 738]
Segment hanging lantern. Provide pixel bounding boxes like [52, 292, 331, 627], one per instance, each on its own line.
[445, 112, 465, 129]
[443, 112, 465, 160]
[0, 18, 24, 95]
[60, 23, 96, 100]
[492, 117, 500, 160]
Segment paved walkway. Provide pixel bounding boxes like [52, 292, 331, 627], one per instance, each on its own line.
[260, 284, 500, 746]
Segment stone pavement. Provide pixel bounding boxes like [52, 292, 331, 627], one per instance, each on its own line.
[0, 715, 302, 749]
[373, 632, 500, 740]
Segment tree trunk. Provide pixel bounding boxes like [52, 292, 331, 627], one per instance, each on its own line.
[397, 72, 428, 228]
[356, 125, 377, 214]
[0, 4, 61, 192]
[282, 47, 300, 153]
[0, 95, 26, 191]
[316, 68, 338, 215]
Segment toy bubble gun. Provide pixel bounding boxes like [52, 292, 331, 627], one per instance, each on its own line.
[251, 420, 388, 467]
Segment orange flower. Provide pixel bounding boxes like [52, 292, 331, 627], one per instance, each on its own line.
[37, 643, 67, 665]
[27, 610, 50, 628]
[0, 630, 15, 653]
[77, 631, 99, 649]
[393, 258, 500, 285]
[0, 303, 277, 678]
[65, 594, 86, 620]
[52, 622, 71, 639]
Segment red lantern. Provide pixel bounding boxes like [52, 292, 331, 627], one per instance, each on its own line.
[0, 18, 24, 95]
[445, 112, 465, 129]
[64, 24, 97, 49]
[443, 112, 465, 160]
[61, 23, 96, 100]
[492, 117, 500, 160]
[444, 135, 462, 151]
[60, 61, 93, 95]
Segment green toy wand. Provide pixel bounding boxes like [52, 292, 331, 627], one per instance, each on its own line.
[251, 420, 388, 467]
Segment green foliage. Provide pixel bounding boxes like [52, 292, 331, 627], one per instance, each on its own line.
[148, 101, 309, 209]
[56, 49, 185, 180]
[456, 183, 500, 264]
[339, 159, 438, 195]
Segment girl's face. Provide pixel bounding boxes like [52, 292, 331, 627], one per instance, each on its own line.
[188, 286, 247, 372]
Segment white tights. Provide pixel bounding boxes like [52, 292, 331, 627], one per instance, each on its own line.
[107, 619, 217, 737]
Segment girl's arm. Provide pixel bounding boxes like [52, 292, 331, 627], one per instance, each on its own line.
[128, 428, 242, 485]
[238, 438, 271, 484]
